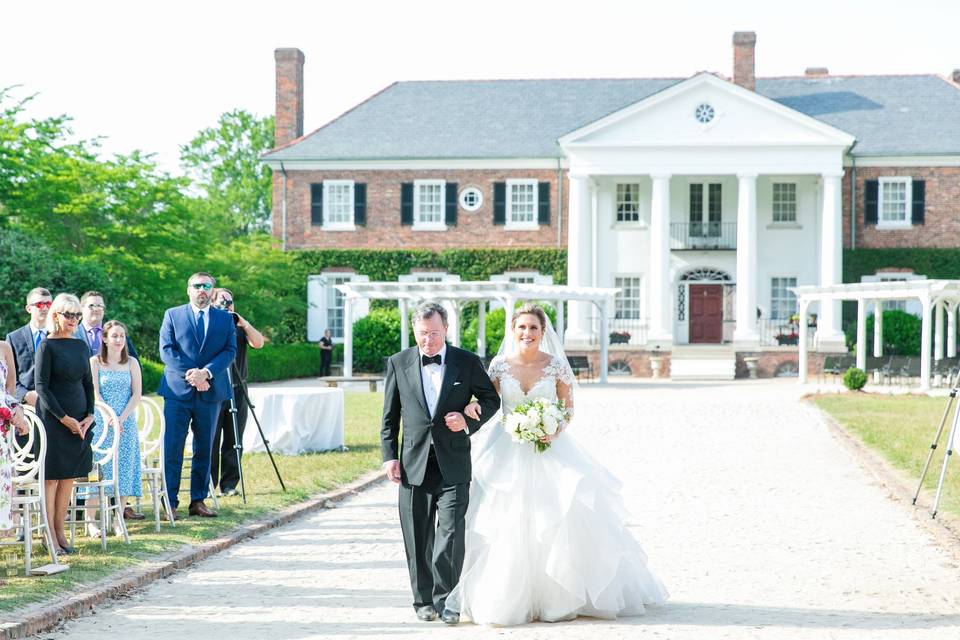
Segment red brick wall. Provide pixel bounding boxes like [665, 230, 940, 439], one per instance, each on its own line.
[843, 166, 960, 249]
[272, 169, 567, 250]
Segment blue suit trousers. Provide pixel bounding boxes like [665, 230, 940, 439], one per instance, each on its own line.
[164, 395, 222, 508]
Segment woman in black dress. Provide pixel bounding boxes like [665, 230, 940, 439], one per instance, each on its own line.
[319, 328, 334, 377]
[36, 293, 95, 555]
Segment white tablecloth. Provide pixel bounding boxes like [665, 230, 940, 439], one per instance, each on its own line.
[241, 386, 345, 454]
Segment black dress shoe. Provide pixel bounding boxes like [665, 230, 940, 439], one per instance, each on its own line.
[441, 609, 460, 625]
[415, 604, 438, 621]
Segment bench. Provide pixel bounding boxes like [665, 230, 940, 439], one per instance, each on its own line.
[566, 355, 593, 380]
[320, 376, 384, 392]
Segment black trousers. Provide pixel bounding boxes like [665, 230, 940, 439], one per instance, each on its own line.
[398, 452, 469, 611]
[211, 386, 248, 491]
[320, 351, 332, 377]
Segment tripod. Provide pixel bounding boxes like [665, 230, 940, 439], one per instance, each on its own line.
[913, 368, 960, 519]
[223, 364, 287, 504]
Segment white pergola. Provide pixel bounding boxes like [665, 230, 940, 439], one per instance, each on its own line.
[335, 281, 621, 382]
[793, 280, 960, 390]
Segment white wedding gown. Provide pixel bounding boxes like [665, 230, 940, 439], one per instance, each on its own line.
[446, 355, 668, 625]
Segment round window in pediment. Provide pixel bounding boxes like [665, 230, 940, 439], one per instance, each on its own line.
[694, 103, 715, 124]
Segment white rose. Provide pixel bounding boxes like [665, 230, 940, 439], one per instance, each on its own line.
[542, 414, 559, 435]
[526, 407, 540, 421]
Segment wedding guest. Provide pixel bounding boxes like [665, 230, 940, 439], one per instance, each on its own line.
[6, 287, 53, 406]
[210, 288, 264, 497]
[319, 328, 334, 377]
[36, 294, 95, 555]
[87, 320, 144, 526]
[1, 355, 29, 534]
[75, 291, 139, 359]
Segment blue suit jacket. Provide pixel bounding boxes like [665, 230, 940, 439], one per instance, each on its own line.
[157, 304, 237, 403]
[5, 323, 39, 403]
[74, 324, 139, 360]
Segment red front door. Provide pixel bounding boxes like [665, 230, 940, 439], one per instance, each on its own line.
[689, 284, 723, 344]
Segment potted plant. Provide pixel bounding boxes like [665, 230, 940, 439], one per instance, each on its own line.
[609, 330, 631, 345]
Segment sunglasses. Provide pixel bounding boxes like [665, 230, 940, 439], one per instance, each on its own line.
[58, 311, 83, 321]
[190, 283, 214, 291]
[30, 301, 53, 309]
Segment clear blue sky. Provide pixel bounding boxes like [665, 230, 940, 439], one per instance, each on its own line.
[4, 0, 958, 173]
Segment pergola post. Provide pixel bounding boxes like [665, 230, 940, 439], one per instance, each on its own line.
[504, 296, 515, 340]
[799, 298, 811, 384]
[873, 301, 883, 357]
[599, 297, 611, 383]
[343, 297, 354, 378]
[856, 298, 867, 371]
[477, 301, 486, 357]
[935, 300, 945, 362]
[399, 299, 409, 351]
[920, 295, 933, 390]
[948, 303, 957, 359]
[556, 301, 565, 344]
[445, 301, 461, 347]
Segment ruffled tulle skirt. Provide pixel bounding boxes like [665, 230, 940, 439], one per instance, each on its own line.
[446, 420, 668, 626]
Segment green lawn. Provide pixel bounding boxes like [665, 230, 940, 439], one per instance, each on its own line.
[0, 391, 384, 613]
[813, 393, 960, 518]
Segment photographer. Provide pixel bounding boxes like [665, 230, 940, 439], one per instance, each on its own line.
[211, 288, 264, 496]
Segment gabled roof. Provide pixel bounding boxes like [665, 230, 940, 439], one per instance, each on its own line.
[263, 74, 960, 162]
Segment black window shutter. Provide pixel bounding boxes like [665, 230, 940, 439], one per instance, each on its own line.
[493, 182, 506, 225]
[310, 183, 323, 226]
[538, 182, 551, 225]
[445, 182, 458, 226]
[864, 179, 879, 225]
[400, 183, 414, 225]
[911, 179, 925, 225]
[353, 183, 367, 226]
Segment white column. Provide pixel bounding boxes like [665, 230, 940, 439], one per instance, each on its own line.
[920, 295, 932, 390]
[504, 296, 515, 340]
[856, 298, 867, 371]
[477, 301, 486, 357]
[399, 299, 409, 351]
[446, 301, 461, 347]
[798, 298, 811, 384]
[734, 173, 759, 343]
[556, 301, 565, 343]
[873, 301, 883, 357]
[343, 298, 354, 377]
[948, 303, 957, 358]
[934, 301, 944, 361]
[817, 172, 845, 348]
[648, 173, 673, 343]
[565, 176, 593, 344]
[599, 298, 611, 383]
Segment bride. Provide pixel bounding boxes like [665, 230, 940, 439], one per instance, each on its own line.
[446, 302, 668, 626]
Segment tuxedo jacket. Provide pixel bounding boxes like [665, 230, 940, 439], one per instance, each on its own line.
[381, 345, 500, 486]
[5, 323, 40, 402]
[157, 304, 237, 403]
[74, 324, 139, 360]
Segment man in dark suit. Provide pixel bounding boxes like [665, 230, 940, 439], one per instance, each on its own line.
[158, 272, 236, 518]
[5, 287, 53, 406]
[381, 301, 500, 625]
[74, 291, 139, 359]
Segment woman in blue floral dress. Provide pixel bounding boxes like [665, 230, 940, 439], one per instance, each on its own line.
[89, 320, 143, 526]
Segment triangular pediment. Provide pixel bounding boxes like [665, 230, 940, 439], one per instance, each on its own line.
[559, 73, 855, 149]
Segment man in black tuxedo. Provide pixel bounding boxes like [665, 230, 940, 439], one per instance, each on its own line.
[381, 301, 500, 625]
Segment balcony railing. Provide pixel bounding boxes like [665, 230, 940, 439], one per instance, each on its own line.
[583, 317, 650, 347]
[670, 222, 737, 250]
[757, 318, 816, 349]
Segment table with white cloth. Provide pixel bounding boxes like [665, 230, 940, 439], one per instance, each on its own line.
[240, 386, 345, 454]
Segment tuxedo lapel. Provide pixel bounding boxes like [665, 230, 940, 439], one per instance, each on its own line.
[436, 347, 460, 410]
[402, 349, 430, 417]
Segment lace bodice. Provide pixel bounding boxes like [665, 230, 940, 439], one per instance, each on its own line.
[488, 355, 574, 413]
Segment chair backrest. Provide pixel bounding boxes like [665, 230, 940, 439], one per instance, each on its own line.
[93, 400, 123, 482]
[13, 406, 47, 486]
[137, 396, 165, 468]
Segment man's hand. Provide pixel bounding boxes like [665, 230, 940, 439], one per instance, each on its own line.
[383, 460, 401, 484]
[444, 411, 468, 433]
[194, 378, 211, 392]
[24, 390, 38, 407]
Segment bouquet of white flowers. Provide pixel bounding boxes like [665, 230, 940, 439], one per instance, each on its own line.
[503, 397, 571, 453]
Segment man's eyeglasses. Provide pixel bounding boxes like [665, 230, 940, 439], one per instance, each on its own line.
[85, 303, 105, 309]
[29, 301, 53, 310]
[59, 311, 83, 321]
[190, 283, 214, 291]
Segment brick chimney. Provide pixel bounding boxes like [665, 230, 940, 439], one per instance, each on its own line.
[274, 48, 305, 148]
[732, 31, 756, 91]
[805, 67, 829, 78]
[952, 69, 960, 86]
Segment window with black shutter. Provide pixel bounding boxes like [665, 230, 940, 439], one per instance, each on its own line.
[445, 182, 458, 226]
[864, 179, 878, 225]
[310, 183, 323, 226]
[493, 182, 506, 225]
[911, 179, 925, 225]
[354, 183, 367, 226]
[401, 183, 414, 225]
[538, 182, 551, 225]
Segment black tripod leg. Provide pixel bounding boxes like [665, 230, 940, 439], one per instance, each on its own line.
[914, 390, 955, 505]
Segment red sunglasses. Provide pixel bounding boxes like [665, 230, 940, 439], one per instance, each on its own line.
[30, 301, 53, 310]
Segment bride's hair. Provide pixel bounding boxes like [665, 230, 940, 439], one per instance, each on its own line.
[511, 302, 547, 330]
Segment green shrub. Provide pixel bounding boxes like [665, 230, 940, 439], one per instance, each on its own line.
[139, 357, 164, 393]
[351, 308, 416, 373]
[843, 309, 921, 356]
[247, 343, 322, 381]
[843, 367, 868, 391]
[461, 303, 559, 358]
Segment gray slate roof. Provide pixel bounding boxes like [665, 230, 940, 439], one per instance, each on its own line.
[264, 75, 960, 161]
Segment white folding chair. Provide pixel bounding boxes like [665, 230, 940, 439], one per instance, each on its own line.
[136, 396, 175, 531]
[69, 401, 130, 550]
[2, 406, 59, 573]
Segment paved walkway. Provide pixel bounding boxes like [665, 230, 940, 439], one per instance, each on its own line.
[39, 380, 960, 639]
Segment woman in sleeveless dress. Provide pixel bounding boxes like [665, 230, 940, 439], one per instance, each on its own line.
[447, 303, 668, 626]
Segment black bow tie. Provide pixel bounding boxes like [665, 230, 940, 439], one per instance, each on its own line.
[421, 353, 442, 367]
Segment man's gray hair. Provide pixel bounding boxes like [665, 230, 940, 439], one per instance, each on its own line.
[412, 301, 448, 326]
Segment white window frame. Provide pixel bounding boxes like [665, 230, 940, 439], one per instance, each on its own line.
[505, 179, 539, 230]
[413, 179, 446, 231]
[769, 276, 799, 321]
[771, 182, 797, 224]
[458, 186, 483, 212]
[322, 180, 355, 231]
[490, 271, 554, 286]
[308, 272, 370, 343]
[615, 183, 645, 226]
[877, 177, 913, 230]
[613, 275, 644, 321]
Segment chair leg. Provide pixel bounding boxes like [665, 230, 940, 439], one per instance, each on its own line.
[23, 502, 33, 575]
[99, 488, 108, 551]
[151, 476, 161, 533]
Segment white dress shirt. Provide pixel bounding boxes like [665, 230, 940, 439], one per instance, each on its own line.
[419, 344, 447, 418]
